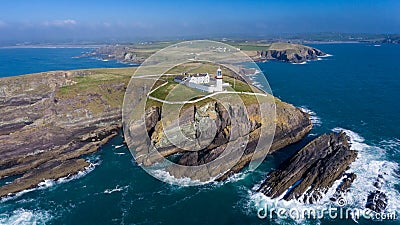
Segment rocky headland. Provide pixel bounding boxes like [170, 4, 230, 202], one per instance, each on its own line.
[126, 97, 313, 182]
[0, 67, 314, 197]
[84, 42, 327, 64]
[0, 65, 361, 211]
[253, 42, 326, 63]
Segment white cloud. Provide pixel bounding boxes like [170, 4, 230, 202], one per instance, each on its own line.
[43, 19, 77, 27]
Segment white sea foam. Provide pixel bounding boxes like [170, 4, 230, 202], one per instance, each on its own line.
[114, 144, 124, 149]
[245, 128, 400, 223]
[299, 107, 321, 127]
[332, 128, 400, 214]
[292, 61, 307, 65]
[114, 152, 126, 155]
[317, 54, 333, 58]
[0, 209, 52, 225]
[151, 169, 213, 187]
[224, 172, 248, 183]
[379, 138, 400, 157]
[104, 185, 128, 194]
[1, 161, 98, 202]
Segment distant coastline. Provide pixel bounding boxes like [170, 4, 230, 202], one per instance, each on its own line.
[0, 44, 106, 49]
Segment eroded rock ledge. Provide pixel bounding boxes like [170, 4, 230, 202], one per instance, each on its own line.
[257, 132, 358, 204]
[0, 68, 130, 198]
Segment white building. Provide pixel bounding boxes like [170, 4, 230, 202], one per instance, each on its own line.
[188, 73, 210, 84]
[175, 68, 226, 93]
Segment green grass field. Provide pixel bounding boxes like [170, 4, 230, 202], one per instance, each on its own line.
[147, 62, 266, 106]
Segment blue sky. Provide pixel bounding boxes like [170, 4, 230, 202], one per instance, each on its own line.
[0, 0, 399, 42]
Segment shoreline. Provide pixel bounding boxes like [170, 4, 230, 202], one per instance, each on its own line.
[0, 45, 104, 49]
[0, 125, 121, 199]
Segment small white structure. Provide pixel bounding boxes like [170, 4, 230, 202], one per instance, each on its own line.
[175, 68, 226, 93]
[215, 67, 223, 92]
[188, 73, 210, 84]
[187, 82, 214, 93]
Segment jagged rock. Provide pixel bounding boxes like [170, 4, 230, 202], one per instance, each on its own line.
[330, 173, 357, 202]
[0, 68, 130, 198]
[373, 174, 385, 189]
[366, 190, 388, 213]
[257, 132, 358, 204]
[134, 97, 312, 181]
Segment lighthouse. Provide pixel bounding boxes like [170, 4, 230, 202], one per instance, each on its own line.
[215, 67, 223, 92]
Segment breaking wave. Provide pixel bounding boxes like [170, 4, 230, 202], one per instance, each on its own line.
[244, 128, 400, 223]
[1, 160, 99, 203]
[299, 106, 321, 127]
[0, 209, 52, 225]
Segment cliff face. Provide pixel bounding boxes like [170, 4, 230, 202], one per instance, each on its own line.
[129, 98, 312, 182]
[0, 68, 133, 198]
[257, 132, 358, 204]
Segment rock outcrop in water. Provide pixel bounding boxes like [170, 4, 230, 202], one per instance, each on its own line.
[330, 173, 357, 202]
[257, 132, 358, 204]
[366, 190, 388, 213]
[255, 43, 326, 63]
[365, 174, 389, 212]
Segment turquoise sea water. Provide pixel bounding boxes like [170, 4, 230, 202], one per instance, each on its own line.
[0, 44, 399, 225]
[0, 47, 132, 77]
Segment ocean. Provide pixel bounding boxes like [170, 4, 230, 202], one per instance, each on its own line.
[0, 44, 399, 225]
[0, 47, 133, 77]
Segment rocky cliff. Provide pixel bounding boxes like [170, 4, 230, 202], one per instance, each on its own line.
[0, 68, 313, 197]
[127, 97, 312, 182]
[257, 132, 358, 204]
[0, 68, 133, 198]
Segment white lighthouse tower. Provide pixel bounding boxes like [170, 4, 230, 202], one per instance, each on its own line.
[215, 67, 223, 92]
